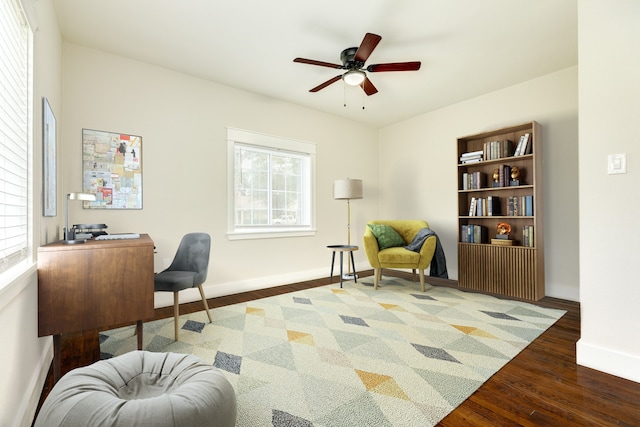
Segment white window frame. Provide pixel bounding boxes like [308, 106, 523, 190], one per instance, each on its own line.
[0, 0, 34, 292]
[226, 128, 316, 240]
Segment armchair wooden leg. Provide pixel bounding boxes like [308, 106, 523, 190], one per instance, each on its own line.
[374, 268, 380, 289]
[198, 284, 213, 323]
[419, 269, 425, 292]
[174, 291, 180, 341]
[412, 269, 416, 282]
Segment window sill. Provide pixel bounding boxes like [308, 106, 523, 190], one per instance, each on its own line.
[0, 259, 37, 311]
[227, 228, 317, 241]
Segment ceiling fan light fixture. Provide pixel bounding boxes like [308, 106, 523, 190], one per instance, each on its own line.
[343, 69, 366, 86]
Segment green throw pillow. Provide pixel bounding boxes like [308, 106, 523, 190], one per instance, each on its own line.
[368, 224, 405, 250]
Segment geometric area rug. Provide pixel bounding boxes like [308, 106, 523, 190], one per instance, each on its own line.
[100, 276, 565, 427]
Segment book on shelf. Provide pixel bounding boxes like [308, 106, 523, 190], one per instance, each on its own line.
[476, 197, 485, 216]
[460, 157, 482, 164]
[525, 195, 533, 216]
[515, 133, 531, 156]
[469, 197, 496, 216]
[473, 225, 487, 243]
[462, 172, 485, 190]
[483, 139, 513, 160]
[487, 195, 500, 216]
[497, 164, 511, 187]
[460, 150, 483, 158]
[460, 150, 483, 164]
[461, 224, 487, 243]
[508, 195, 534, 216]
[514, 135, 524, 155]
[473, 171, 485, 189]
[522, 225, 535, 247]
[508, 196, 519, 216]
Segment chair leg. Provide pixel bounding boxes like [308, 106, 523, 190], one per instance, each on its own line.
[198, 284, 213, 323]
[374, 268, 380, 290]
[412, 269, 416, 282]
[419, 269, 425, 292]
[174, 291, 180, 341]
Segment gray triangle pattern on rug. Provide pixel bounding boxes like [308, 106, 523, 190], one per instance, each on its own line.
[100, 277, 565, 427]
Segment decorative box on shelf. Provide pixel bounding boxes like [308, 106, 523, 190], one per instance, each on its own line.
[491, 238, 513, 246]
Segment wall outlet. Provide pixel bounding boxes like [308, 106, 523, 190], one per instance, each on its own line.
[607, 153, 627, 174]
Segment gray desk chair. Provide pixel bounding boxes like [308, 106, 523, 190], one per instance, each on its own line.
[154, 233, 213, 340]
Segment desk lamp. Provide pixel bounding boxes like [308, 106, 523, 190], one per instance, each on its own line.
[333, 178, 363, 278]
[63, 192, 96, 244]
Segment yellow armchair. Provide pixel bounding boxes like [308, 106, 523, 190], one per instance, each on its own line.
[363, 220, 437, 291]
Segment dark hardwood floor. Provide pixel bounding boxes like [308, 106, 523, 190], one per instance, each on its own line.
[35, 271, 640, 426]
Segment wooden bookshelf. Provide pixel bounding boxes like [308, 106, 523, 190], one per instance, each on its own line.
[457, 121, 544, 300]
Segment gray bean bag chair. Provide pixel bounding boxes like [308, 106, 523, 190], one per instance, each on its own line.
[35, 351, 236, 427]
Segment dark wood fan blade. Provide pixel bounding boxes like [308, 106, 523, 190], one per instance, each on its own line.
[294, 58, 343, 69]
[354, 33, 382, 63]
[360, 77, 378, 96]
[310, 75, 342, 92]
[367, 61, 421, 72]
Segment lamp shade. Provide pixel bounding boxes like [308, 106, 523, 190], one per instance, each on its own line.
[68, 192, 97, 202]
[333, 179, 363, 200]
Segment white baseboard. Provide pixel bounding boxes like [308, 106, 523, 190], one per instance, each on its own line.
[18, 339, 52, 427]
[154, 264, 366, 309]
[576, 338, 640, 383]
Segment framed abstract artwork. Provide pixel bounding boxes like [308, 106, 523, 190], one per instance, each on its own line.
[82, 128, 142, 209]
[42, 97, 57, 217]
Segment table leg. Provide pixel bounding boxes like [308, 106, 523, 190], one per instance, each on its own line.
[350, 251, 357, 283]
[53, 334, 61, 383]
[339, 252, 344, 288]
[136, 320, 143, 350]
[330, 251, 336, 283]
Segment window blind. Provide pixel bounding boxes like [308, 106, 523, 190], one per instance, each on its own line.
[0, 0, 31, 273]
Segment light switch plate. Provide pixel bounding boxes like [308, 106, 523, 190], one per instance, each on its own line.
[608, 153, 627, 174]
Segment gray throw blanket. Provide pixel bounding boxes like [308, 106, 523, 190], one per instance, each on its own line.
[405, 227, 448, 279]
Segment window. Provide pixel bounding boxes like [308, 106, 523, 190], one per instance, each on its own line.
[0, 0, 32, 278]
[227, 128, 316, 240]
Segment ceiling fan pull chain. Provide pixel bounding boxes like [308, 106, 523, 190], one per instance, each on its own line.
[344, 83, 347, 107]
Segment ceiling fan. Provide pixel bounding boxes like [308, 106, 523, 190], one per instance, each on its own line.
[293, 33, 421, 96]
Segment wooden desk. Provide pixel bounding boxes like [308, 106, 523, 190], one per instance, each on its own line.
[38, 234, 155, 382]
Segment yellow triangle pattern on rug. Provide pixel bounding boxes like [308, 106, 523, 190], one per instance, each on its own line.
[379, 302, 407, 312]
[356, 369, 410, 400]
[451, 324, 498, 339]
[245, 306, 264, 316]
[287, 330, 315, 346]
[101, 276, 565, 427]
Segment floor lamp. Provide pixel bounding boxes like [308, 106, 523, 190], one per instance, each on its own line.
[334, 178, 363, 278]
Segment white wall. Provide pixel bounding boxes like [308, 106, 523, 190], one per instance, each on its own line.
[379, 67, 579, 301]
[0, 0, 63, 425]
[61, 43, 380, 308]
[576, 0, 640, 382]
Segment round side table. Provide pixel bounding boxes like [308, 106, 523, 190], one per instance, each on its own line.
[327, 245, 359, 288]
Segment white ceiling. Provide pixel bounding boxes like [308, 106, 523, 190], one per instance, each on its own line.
[52, 0, 577, 128]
